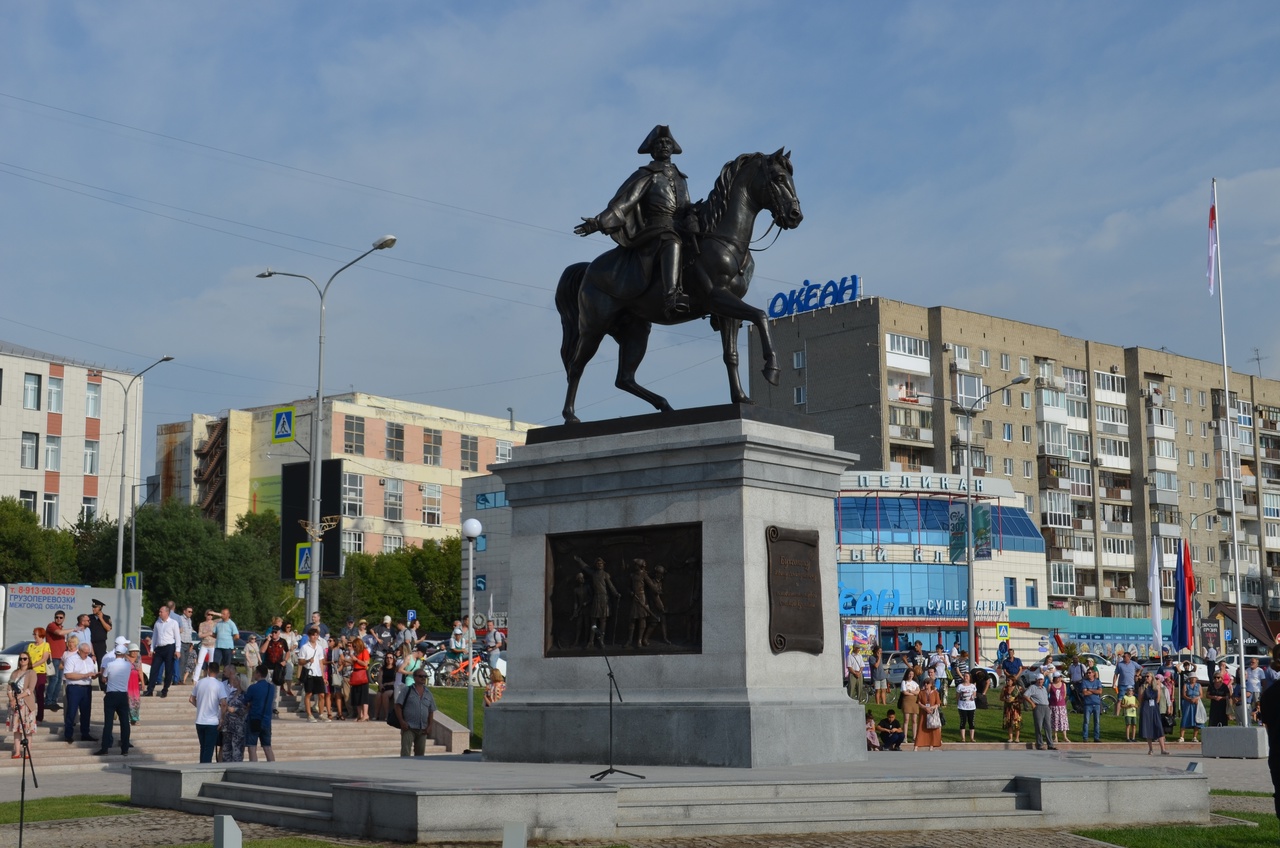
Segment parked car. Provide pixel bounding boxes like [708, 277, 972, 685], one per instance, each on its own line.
[1047, 653, 1116, 688]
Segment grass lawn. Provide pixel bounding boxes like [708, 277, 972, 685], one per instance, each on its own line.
[0, 794, 133, 825]
[1075, 810, 1274, 847]
[862, 696, 1160, 744]
[428, 685, 485, 748]
[169, 840, 364, 848]
[1210, 789, 1273, 797]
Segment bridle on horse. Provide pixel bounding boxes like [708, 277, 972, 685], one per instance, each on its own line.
[696, 163, 792, 277]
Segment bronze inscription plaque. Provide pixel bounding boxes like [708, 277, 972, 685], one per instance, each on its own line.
[545, 523, 702, 657]
[765, 525, 823, 655]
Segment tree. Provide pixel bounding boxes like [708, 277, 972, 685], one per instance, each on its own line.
[317, 536, 462, 632]
[405, 537, 462, 632]
[0, 498, 78, 584]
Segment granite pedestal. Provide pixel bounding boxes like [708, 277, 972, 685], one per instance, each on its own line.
[483, 406, 865, 768]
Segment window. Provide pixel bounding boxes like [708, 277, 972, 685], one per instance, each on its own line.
[344, 415, 365, 455]
[44, 435, 61, 472]
[1264, 493, 1280, 519]
[342, 473, 363, 517]
[887, 333, 930, 358]
[1151, 470, 1178, 491]
[41, 494, 58, 529]
[1063, 367, 1087, 397]
[1184, 388, 1192, 404]
[383, 534, 404, 553]
[20, 432, 38, 469]
[1022, 425, 1032, 443]
[1168, 385, 1177, 403]
[385, 422, 405, 462]
[85, 383, 101, 419]
[1148, 438, 1177, 460]
[496, 440, 513, 464]
[984, 454, 994, 473]
[1096, 404, 1128, 429]
[1051, 562, 1076, 596]
[423, 429, 441, 466]
[1095, 371, 1127, 394]
[1199, 391, 1207, 407]
[1068, 432, 1090, 463]
[955, 373, 986, 411]
[982, 419, 993, 440]
[1003, 423, 1013, 442]
[384, 478, 403, 521]
[1000, 353, 1011, 372]
[792, 350, 806, 369]
[23, 374, 41, 410]
[1004, 457, 1014, 476]
[1005, 577, 1018, 608]
[1148, 407, 1176, 428]
[1019, 356, 1030, 376]
[1187, 450, 1195, 466]
[1186, 419, 1193, 436]
[460, 435, 479, 472]
[83, 440, 99, 475]
[18, 491, 36, 512]
[341, 531, 363, 555]
[1066, 398, 1089, 419]
[1002, 389, 1011, 406]
[979, 349, 990, 367]
[1043, 490, 1071, 527]
[1023, 460, 1034, 478]
[794, 386, 806, 405]
[1021, 392, 1031, 409]
[81, 497, 97, 521]
[953, 344, 970, 362]
[1039, 422, 1068, 457]
[1103, 537, 1135, 555]
[1098, 437, 1130, 458]
[476, 490, 508, 510]
[1069, 466, 1093, 497]
[1203, 482, 1212, 499]
[422, 483, 442, 526]
[46, 376, 63, 414]
[1025, 579, 1039, 608]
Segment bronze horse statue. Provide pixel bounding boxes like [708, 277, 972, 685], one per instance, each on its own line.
[556, 149, 802, 424]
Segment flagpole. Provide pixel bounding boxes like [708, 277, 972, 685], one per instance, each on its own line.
[1213, 177, 1249, 727]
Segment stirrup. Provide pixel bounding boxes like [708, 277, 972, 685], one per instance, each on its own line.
[664, 291, 690, 314]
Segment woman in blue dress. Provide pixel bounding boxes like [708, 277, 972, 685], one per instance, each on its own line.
[1136, 672, 1169, 755]
[1178, 673, 1203, 743]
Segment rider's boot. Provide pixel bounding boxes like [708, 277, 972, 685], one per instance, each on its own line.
[661, 240, 689, 318]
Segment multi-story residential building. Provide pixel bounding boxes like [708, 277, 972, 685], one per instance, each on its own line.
[0, 341, 135, 529]
[750, 296, 1280, 650]
[154, 393, 533, 558]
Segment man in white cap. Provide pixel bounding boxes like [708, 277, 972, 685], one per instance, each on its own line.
[94, 637, 134, 756]
[373, 616, 394, 649]
[1021, 672, 1055, 751]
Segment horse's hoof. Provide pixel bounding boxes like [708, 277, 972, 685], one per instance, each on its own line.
[563, 414, 580, 425]
[763, 366, 781, 386]
[732, 396, 755, 405]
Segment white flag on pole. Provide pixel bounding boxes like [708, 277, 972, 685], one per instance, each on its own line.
[1150, 537, 1164, 652]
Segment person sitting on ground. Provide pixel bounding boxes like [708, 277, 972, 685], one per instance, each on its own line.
[876, 709, 905, 750]
[865, 711, 881, 751]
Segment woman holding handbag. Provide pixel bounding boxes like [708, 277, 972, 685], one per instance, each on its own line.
[1178, 673, 1203, 743]
[349, 638, 372, 721]
[914, 674, 943, 751]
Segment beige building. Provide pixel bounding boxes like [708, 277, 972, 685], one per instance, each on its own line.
[750, 296, 1279, 640]
[0, 341, 135, 528]
[154, 393, 533, 556]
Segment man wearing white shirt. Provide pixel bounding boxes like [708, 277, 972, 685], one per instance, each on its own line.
[146, 605, 182, 698]
[94, 639, 134, 756]
[61, 641, 99, 744]
[191, 662, 228, 763]
[297, 629, 327, 722]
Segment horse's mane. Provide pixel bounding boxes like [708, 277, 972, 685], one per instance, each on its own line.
[696, 153, 755, 233]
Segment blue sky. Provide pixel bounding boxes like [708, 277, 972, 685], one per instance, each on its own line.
[1, 3, 1277, 478]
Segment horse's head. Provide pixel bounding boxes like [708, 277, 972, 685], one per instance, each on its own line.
[759, 148, 802, 230]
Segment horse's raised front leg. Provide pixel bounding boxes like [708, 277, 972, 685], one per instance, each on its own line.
[612, 314, 673, 414]
[717, 317, 750, 404]
[705, 288, 780, 390]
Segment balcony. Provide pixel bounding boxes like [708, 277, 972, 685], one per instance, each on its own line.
[1102, 521, 1133, 535]
[889, 424, 932, 443]
[951, 432, 986, 450]
[1107, 587, 1137, 600]
[1073, 518, 1095, 532]
[1081, 585, 1098, 599]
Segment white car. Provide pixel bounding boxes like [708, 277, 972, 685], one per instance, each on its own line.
[1049, 653, 1116, 688]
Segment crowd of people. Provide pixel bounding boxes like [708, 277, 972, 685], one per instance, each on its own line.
[7, 599, 509, 762]
[860, 639, 1280, 754]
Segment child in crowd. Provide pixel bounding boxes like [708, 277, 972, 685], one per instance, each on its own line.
[1122, 686, 1138, 741]
[865, 712, 881, 751]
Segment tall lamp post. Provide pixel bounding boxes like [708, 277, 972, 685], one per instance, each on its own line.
[99, 355, 174, 592]
[258, 235, 397, 620]
[462, 518, 483, 748]
[927, 374, 1031, 661]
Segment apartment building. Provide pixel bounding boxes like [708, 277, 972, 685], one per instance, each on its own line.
[0, 341, 134, 528]
[155, 393, 533, 556]
[750, 296, 1280, 647]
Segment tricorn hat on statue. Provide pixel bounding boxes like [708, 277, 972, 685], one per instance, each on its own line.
[637, 125, 681, 156]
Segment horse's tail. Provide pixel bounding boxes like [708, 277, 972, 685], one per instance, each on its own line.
[556, 262, 589, 369]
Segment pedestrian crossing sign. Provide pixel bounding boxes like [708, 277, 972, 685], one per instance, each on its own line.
[124, 571, 141, 590]
[272, 407, 295, 444]
[997, 622, 1010, 640]
[295, 542, 313, 580]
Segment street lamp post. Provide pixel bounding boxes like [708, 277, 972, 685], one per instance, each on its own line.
[100, 355, 174, 592]
[462, 518, 483, 748]
[258, 235, 397, 620]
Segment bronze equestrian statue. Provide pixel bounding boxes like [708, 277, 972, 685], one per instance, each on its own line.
[558, 126, 802, 424]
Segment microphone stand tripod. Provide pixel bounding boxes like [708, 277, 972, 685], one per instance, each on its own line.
[11, 692, 40, 848]
[588, 626, 644, 782]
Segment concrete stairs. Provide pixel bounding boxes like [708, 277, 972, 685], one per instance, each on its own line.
[186, 771, 338, 831]
[613, 777, 1038, 836]
[0, 684, 434, 773]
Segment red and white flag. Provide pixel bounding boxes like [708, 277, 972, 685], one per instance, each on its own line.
[1207, 189, 1218, 296]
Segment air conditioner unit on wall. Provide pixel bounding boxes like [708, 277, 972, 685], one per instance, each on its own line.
[1092, 458, 1103, 466]
[378, 478, 387, 486]
[1109, 365, 1120, 374]
[942, 342, 953, 352]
